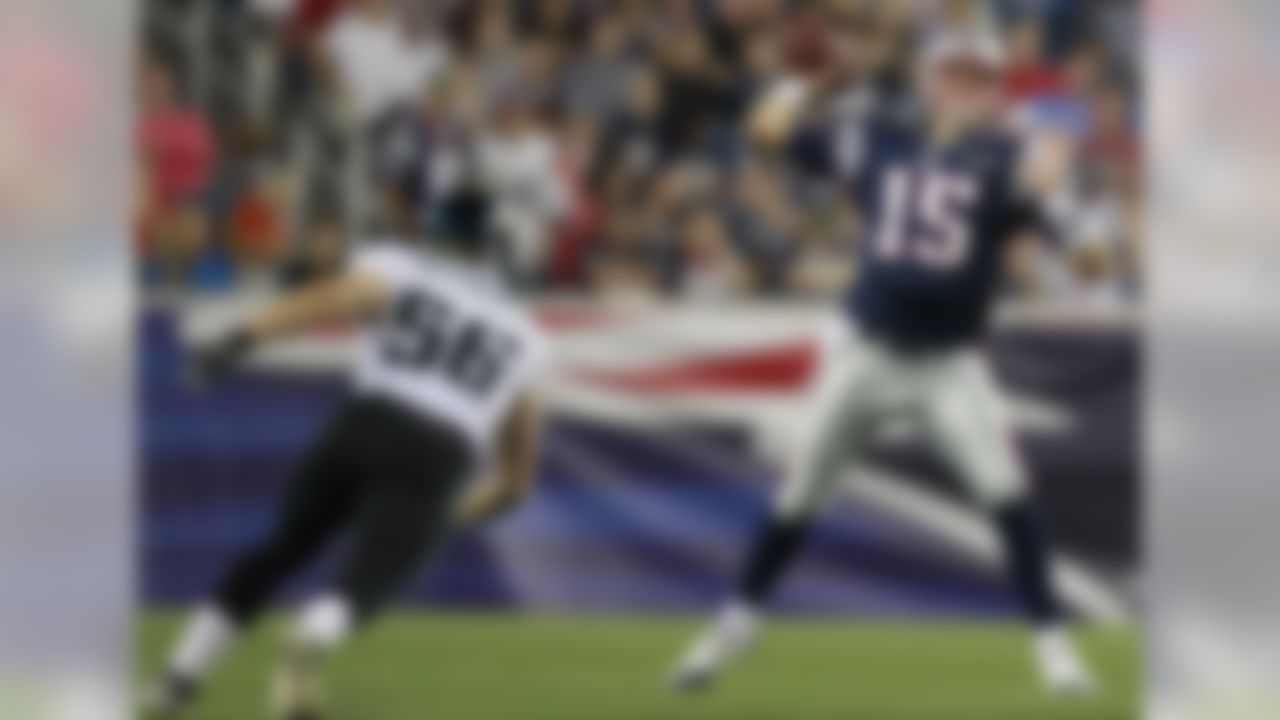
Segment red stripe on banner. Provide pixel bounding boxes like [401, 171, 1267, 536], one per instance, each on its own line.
[575, 342, 818, 394]
[536, 305, 621, 331]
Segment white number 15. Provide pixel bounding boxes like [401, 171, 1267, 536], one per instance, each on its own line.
[873, 167, 979, 271]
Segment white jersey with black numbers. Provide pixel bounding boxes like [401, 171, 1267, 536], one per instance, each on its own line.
[350, 243, 549, 453]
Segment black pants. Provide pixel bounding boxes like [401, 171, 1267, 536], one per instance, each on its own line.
[214, 396, 473, 626]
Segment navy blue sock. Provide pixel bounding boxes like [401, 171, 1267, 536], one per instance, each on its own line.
[993, 499, 1062, 625]
[737, 516, 813, 604]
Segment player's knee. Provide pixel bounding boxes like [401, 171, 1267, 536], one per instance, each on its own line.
[776, 453, 847, 521]
[773, 480, 821, 522]
[970, 469, 1028, 510]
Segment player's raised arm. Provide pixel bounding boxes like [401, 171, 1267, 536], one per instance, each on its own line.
[747, 76, 817, 149]
[455, 391, 544, 527]
[191, 271, 392, 384]
[747, 12, 875, 158]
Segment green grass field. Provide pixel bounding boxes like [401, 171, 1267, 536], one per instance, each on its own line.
[140, 612, 1139, 720]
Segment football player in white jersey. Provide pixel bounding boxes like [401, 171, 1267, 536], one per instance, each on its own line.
[146, 188, 549, 719]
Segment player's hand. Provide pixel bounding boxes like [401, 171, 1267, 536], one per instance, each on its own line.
[188, 329, 255, 389]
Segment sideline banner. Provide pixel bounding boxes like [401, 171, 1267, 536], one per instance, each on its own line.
[145, 300, 1138, 619]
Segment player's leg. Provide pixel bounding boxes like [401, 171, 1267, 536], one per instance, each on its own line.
[921, 353, 1096, 694]
[147, 412, 361, 717]
[274, 404, 470, 718]
[284, 468, 462, 653]
[670, 342, 883, 691]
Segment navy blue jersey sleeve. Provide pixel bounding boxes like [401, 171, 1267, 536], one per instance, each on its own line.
[786, 125, 837, 177]
[786, 120, 867, 180]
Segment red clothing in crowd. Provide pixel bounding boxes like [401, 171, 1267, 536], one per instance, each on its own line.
[138, 107, 215, 208]
[289, 0, 350, 45]
[550, 153, 604, 286]
[1006, 63, 1065, 102]
[230, 190, 287, 261]
[1085, 128, 1140, 171]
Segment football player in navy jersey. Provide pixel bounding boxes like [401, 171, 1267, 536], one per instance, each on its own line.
[670, 32, 1097, 696]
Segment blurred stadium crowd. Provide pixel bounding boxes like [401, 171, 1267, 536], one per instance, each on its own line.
[138, 0, 1139, 305]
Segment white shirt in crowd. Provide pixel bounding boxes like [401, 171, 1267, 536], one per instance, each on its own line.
[323, 10, 449, 125]
[478, 130, 570, 277]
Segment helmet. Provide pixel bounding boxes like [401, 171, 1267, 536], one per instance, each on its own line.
[429, 185, 498, 258]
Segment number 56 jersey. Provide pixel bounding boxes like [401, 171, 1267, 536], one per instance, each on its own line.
[351, 243, 549, 453]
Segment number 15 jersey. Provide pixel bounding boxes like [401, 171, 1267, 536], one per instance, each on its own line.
[351, 243, 549, 453]
[797, 118, 1049, 352]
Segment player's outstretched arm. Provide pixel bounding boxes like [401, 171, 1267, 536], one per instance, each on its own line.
[455, 392, 543, 527]
[191, 272, 392, 385]
[751, 4, 870, 150]
[244, 272, 391, 342]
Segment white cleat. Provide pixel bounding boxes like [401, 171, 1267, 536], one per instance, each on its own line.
[668, 603, 760, 693]
[1035, 629, 1099, 697]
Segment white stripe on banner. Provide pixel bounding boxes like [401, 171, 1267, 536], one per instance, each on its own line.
[618, 425, 1132, 624]
[843, 466, 1133, 625]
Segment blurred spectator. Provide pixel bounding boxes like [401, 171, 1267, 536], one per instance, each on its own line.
[512, 34, 567, 111]
[249, 0, 296, 20]
[547, 113, 605, 287]
[518, 0, 590, 46]
[1055, 240, 1126, 308]
[592, 68, 664, 184]
[479, 93, 570, 287]
[260, 0, 349, 131]
[1005, 16, 1064, 102]
[140, 0, 1142, 307]
[562, 9, 636, 120]
[704, 0, 782, 68]
[586, 202, 664, 300]
[320, 0, 449, 126]
[1015, 40, 1106, 139]
[676, 207, 755, 301]
[654, 22, 734, 160]
[723, 160, 797, 292]
[291, 0, 349, 42]
[1083, 80, 1139, 175]
[366, 74, 467, 228]
[734, 23, 786, 108]
[781, 203, 857, 298]
[226, 166, 291, 276]
[137, 52, 216, 287]
[279, 212, 346, 287]
[469, 1, 522, 111]
[919, 0, 998, 40]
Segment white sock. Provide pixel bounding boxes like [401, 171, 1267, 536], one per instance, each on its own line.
[169, 605, 237, 680]
[1035, 623, 1077, 653]
[721, 599, 760, 630]
[293, 595, 354, 655]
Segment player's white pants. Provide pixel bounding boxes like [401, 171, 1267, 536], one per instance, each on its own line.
[776, 323, 1027, 519]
